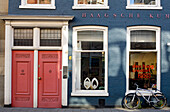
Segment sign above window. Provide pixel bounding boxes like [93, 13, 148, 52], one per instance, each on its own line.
[72, 0, 109, 9]
[126, 0, 162, 9]
[19, 0, 55, 9]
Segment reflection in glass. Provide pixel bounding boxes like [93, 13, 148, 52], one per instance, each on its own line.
[27, 0, 51, 4]
[131, 0, 156, 5]
[129, 52, 157, 90]
[130, 30, 156, 50]
[81, 52, 105, 90]
[78, 0, 104, 5]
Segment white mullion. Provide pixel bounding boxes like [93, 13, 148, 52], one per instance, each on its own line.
[33, 50, 38, 108]
[33, 28, 39, 108]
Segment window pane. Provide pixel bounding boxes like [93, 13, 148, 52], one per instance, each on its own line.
[129, 52, 157, 90]
[77, 31, 103, 50]
[78, 0, 104, 5]
[14, 28, 33, 46]
[39, 0, 51, 4]
[40, 28, 61, 46]
[27, 0, 37, 4]
[131, 0, 156, 5]
[81, 52, 105, 90]
[130, 30, 156, 50]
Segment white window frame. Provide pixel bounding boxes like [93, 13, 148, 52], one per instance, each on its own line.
[72, 0, 109, 9]
[71, 26, 108, 96]
[126, 26, 161, 95]
[19, 0, 56, 9]
[126, 0, 162, 9]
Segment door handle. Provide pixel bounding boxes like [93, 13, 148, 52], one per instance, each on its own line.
[38, 77, 42, 80]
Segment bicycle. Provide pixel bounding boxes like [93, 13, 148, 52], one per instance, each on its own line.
[123, 83, 167, 109]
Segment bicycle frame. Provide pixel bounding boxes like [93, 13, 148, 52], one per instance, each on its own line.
[135, 84, 160, 104]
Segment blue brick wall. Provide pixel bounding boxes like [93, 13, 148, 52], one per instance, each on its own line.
[9, 0, 170, 107]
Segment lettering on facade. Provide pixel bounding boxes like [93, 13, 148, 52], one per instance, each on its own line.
[82, 13, 170, 19]
[42, 54, 58, 59]
[15, 97, 30, 101]
[132, 64, 154, 79]
[42, 98, 58, 102]
[16, 54, 30, 58]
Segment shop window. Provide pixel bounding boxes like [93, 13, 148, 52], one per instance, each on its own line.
[19, 0, 55, 9]
[14, 28, 33, 46]
[126, 0, 162, 9]
[72, 26, 108, 96]
[127, 26, 160, 92]
[72, 0, 109, 9]
[40, 28, 61, 46]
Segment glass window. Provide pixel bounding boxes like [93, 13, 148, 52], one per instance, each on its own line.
[78, 0, 104, 5]
[130, 0, 156, 5]
[129, 52, 157, 90]
[72, 26, 108, 96]
[73, 0, 109, 9]
[27, 0, 51, 4]
[127, 26, 160, 91]
[14, 28, 33, 46]
[40, 28, 61, 46]
[20, 0, 55, 9]
[126, 0, 162, 9]
[130, 30, 156, 50]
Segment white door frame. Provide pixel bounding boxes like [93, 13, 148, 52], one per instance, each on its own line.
[4, 16, 73, 107]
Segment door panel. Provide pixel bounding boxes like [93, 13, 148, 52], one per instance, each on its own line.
[12, 51, 34, 107]
[38, 51, 62, 108]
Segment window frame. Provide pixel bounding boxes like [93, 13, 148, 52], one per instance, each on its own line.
[71, 26, 109, 96]
[19, 0, 56, 9]
[126, 0, 162, 10]
[72, 0, 109, 9]
[12, 27, 62, 50]
[126, 26, 161, 95]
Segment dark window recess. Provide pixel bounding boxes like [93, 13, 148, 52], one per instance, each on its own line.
[40, 28, 61, 46]
[81, 52, 105, 90]
[14, 28, 33, 46]
[131, 42, 156, 50]
[81, 42, 103, 50]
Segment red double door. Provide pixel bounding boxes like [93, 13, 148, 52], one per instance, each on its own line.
[12, 51, 62, 108]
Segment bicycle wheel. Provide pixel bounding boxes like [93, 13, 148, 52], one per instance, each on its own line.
[151, 93, 167, 109]
[124, 93, 140, 109]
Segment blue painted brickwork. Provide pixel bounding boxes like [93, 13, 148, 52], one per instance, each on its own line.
[9, 0, 170, 107]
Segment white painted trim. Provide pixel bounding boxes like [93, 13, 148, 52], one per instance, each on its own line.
[19, 0, 55, 9]
[72, 26, 108, 96]
[126, 6, 162, 10]
[72, 6, 109, 9]
[4, 21, 12, 105]
[126, 0, 162, 10]
[72, 0, 109, 9]
[167, 43, 170, 46]
[71, 92, 109, 96]
[126, 26, 161, 94]
[61, 25, 69, 106]
[33, 50, 38, 108]
[4, 20, 70, 107]
[19, 5, 56, 9]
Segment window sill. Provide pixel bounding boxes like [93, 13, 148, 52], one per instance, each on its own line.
[72, 6, 109, 9]
[19, 5, 56, 9]
[71, 91, 109, 96]
[126, 6, 162, 10]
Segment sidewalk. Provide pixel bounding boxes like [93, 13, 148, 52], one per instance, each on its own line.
[0, 107, 170, 112]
